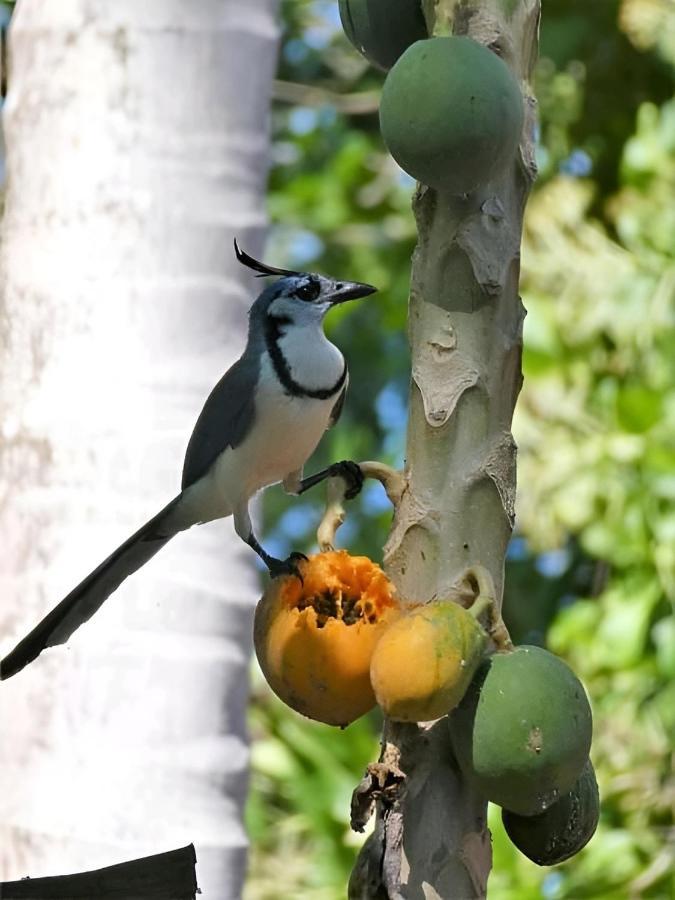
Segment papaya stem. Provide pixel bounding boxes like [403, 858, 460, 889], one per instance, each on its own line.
[489, 611, 514, 653]
[460, 564, 514, 650]
[316, 462, 407, 552]
[462, 564, 496, 605]
[466, 594, 492, 623]
[317, 476, 347, 552]
[359, 461, 407, 507]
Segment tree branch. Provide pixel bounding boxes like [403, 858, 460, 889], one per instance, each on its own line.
[272, 78, 380, 115]
[350, 0, 540, 896]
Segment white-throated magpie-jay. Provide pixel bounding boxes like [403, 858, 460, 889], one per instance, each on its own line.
[0, 242, 375, 679]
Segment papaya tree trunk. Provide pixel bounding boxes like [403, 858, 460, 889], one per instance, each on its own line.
[350, 1, 540, 897]
[0, 1, 278, 897]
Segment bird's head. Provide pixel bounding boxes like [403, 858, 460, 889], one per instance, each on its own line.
[235, 239, 377, 326]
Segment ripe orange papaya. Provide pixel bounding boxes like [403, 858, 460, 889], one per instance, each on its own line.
[254, 550, 400, 727]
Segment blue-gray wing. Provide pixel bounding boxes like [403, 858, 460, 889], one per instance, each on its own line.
[181, 356, 258, 489]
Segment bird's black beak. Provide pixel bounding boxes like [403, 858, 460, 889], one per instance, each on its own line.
[329, 280, 378, 305]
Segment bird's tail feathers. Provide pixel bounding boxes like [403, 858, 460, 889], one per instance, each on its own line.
[0, 496, 182, 680]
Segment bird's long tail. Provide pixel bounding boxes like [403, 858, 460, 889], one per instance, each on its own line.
[0, 496, 182, 680]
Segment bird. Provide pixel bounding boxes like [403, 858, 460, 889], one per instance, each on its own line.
[0, 241, 376, 680]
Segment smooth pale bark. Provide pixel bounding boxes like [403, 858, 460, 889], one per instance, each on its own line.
[350, 1, 540, 897]
[0, 2, 278, 897]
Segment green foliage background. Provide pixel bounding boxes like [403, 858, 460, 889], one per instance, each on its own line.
[244, 1, 675, 897]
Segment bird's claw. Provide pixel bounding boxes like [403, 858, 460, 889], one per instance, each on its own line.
[268, 551, 308, 583]
[328, 460, 364, 500]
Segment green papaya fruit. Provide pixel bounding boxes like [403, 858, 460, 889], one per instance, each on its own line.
[339, 0, 428, 72]
[502, 759, 600, 865]
[449, 645, 593, 816]
[379, 36, 523, 194]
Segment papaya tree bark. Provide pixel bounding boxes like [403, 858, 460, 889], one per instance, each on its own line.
[349, 1, 540, 897]
[0, 1, 278, 898]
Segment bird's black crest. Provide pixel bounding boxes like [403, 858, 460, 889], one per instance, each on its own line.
[234, 239, 301, 279]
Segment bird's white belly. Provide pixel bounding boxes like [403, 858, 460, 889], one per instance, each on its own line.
[182, 385, 332, 526]
[240, 385, 332, 491]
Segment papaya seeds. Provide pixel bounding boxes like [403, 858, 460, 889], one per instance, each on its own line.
[379, 36, 524, 194]
[370, 598, 488, 722]
[450, 645, 593, 816]
[502, 759, 600, 865]
[339, 0, 428, 71]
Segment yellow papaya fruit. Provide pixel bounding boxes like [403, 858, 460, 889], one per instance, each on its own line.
[370, 599, 488, 722]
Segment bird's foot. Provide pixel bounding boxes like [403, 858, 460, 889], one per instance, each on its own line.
[328, 460, 364, 500]
[268, 551, 308, 583]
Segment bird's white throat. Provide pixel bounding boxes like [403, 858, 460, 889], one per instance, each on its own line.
[275, 322, 345, 394]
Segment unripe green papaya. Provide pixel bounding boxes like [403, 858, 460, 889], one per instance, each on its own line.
[449, 645, 592, 816]
[379, 36, 524, 194]
[339, 0, 428, 72]
[502, 759, 600, 865]
[370, 600, 488, 721]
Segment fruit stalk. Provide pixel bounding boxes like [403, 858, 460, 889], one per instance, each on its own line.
[349, 1, 540, 897]
[317, 462, 406, 551]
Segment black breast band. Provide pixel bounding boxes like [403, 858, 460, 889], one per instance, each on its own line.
[265, 315, 347, 400]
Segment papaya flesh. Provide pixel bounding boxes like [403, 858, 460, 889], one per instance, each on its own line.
[379, 36, 524, 194]
[339, 0, 428, 72]
[502, 759, 600, 865]
[254, 550, 400, 727]
[370, 600, 487, 722]
[450, 645, 593, 816]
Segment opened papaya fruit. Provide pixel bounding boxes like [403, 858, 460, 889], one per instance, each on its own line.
[370, 600, 488, 721]
[254, 550, 400, 727]
[379, 36, 524, 193]
[339, 0, 428, 71]
[502, 759, 600, 865]
[450, 645, 593, 816]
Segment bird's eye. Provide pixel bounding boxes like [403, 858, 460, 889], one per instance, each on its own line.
[295, 280, 321, 302]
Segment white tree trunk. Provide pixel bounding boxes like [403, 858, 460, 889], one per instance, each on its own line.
[0, 2, 279, 897]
